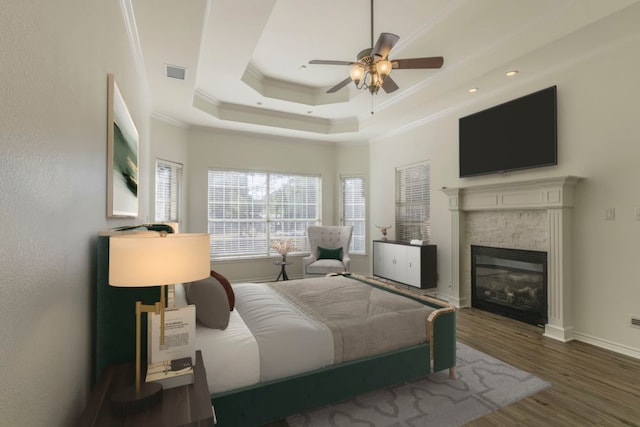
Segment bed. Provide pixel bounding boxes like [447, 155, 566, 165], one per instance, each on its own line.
[181, 272, 455, 426]
[95, 233, 456, 427]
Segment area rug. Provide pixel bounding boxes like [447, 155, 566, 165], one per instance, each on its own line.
[286, 343, 550, 427]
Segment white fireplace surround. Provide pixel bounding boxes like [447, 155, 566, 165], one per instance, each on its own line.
[442, 176, 582, 342]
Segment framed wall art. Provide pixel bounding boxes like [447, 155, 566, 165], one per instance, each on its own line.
[107, 73, 139, 218]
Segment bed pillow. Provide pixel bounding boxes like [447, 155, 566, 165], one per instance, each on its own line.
[211, 270, 235, 311]
[317, 246, 343, 261]
[185, 276, 230, 329]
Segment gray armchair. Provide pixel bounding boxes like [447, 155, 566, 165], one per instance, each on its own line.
[302, 226, 353, 278]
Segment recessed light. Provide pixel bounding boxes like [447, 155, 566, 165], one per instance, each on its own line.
[506, 70, 518, 77]
[468, 87, 478, 93]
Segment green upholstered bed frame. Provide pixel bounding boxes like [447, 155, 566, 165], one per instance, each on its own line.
[210, 274, 456, 426]
[95, 233, 456, 426]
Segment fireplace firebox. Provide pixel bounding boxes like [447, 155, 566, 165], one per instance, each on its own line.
[471, 245, 547, 326]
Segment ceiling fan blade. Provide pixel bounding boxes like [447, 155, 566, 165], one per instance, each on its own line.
[371, 32, 400, 60]
[309, 60, 355, 66]
[382, 75, 399, 93]
[392, 57, 444, 69]
[327, 77, 353, 93]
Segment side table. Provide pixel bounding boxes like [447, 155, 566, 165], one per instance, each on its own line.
[79, 350, 214, 426]
[274, 261, 292, 281]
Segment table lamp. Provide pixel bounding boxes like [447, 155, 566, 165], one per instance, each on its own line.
[108, 231, 210, 414]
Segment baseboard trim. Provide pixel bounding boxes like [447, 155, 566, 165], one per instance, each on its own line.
[573, 332, 640, 360]
[544, 324, 574, 342]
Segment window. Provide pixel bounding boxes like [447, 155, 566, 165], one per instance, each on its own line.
[340, 175, 366, 254]
[207, 169, 321, 258]
[155, 159, 182, 223]
[395, 162, 430, 242]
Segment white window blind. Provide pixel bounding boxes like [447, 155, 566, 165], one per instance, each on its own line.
[341, 176, 366, 254]
[155, 159, 182, 223]
[208, 169, 321, 258]
[395, 162, 430, 242]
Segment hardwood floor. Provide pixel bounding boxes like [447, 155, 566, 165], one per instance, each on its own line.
[456, 307, 640, 426]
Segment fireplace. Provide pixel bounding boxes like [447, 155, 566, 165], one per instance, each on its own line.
[471, 245, 548, 326]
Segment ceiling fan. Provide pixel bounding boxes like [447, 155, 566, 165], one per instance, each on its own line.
[309, 0, 444, 95]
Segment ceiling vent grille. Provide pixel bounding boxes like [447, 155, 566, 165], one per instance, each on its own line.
[631, 316, 640, 328]
[165, 64, 187, 80]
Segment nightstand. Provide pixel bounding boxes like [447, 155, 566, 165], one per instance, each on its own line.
[79, 350, 215, 426]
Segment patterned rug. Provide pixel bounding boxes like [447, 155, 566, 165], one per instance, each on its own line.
[286, 343, 550, 427]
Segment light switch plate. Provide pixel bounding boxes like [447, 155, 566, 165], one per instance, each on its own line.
[605, 208, 615, 220]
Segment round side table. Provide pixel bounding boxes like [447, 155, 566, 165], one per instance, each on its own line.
[274, 261, 292, 281]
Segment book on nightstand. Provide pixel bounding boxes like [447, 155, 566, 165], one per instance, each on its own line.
[145, 357, 194, 389]
[147, 305, 196, 365]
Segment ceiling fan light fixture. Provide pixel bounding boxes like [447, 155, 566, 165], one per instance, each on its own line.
[308, 1, 443, 96]
[376, 60, 392, 79]
[350, 64, 364, 84]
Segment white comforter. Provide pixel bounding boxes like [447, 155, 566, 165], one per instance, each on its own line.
[194, 282, 334, 393]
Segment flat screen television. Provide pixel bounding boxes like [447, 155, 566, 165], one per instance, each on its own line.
[459, 85, 557, 178]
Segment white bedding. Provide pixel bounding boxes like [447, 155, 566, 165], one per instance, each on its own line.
[177, 282, 333, 393]
[196, 309, 260, 394]
[175, 282, 260, 394]
[233, 282, 334, 382]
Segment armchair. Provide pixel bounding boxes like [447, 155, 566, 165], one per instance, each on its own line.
[302, 226, 353, 278]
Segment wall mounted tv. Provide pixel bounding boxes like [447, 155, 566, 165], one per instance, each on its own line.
[459, 85, 557, 178]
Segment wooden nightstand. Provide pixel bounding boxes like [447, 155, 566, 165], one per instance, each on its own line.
[79, 350, 215, 426]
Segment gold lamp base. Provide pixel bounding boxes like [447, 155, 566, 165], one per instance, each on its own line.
[111, 382, 163, 415]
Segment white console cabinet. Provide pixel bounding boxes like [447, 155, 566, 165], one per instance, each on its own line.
[373, 240, 437, 289]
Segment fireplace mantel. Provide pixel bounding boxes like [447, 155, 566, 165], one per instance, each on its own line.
[442, 176, 582, 342]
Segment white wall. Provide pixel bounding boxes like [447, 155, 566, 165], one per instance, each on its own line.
[186, 127, 361, 281]
[0, 1, 152, 425]
[370, 5, 640, 356]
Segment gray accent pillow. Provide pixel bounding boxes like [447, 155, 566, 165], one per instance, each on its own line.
[185, 276, 231, 329]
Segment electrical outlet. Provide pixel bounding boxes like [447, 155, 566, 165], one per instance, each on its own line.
[605, 208, 615, 220]
[634, 208, 640, 221]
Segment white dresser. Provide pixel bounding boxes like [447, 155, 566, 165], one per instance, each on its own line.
[373, 240, 437, 289]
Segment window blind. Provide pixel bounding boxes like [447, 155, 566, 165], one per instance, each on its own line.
[155, 159, 182, 223]
[341, 176, 366, 254]
[208, 169, 321, 258]
[395, 162, 430, 242]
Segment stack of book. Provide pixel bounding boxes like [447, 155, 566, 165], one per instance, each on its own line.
[145, 357, 193, 389]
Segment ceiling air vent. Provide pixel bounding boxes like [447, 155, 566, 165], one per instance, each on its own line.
[165, 64, 187, 80]
[631, 316, 640, 328]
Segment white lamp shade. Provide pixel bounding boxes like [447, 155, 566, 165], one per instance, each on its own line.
[109, 233, 211, 287]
